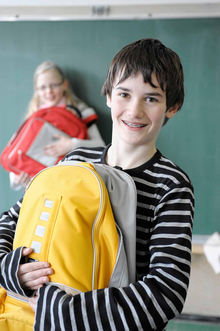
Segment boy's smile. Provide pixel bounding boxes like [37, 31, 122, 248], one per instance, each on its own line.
[107, 72, 177, 154]
[122, 120, 147, 129]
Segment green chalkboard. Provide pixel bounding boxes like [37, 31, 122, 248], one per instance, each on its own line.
[0, 18, 219, 234]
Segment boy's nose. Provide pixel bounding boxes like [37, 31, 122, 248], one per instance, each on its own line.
[127, 100, 145, 118]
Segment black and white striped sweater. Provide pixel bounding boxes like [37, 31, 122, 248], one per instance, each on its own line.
[0, 145, 194, 331]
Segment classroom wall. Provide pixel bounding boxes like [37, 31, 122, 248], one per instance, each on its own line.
[0, 18, 219, 235]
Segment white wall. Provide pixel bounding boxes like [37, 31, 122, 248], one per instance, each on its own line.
[0, 0, 220, 20]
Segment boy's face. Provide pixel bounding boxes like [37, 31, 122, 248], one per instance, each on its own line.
[107, 72, 177, 150]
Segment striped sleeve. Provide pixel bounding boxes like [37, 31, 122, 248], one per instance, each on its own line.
[75, 98, 98, 126]
[0, 199, 27, 295]
[35, 179, 194, 331]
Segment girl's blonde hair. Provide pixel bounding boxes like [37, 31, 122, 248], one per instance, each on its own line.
[26, 60, 77, 119]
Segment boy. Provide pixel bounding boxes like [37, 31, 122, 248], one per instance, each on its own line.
[0, 38, 194, 330]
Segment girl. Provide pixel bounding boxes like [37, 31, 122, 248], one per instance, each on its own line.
[10, 60, 105, 190]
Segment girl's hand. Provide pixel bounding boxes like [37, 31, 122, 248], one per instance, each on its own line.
[18, 247, 54, 291]
[44, 135, 74, 157]
[14, 172, 31, 188]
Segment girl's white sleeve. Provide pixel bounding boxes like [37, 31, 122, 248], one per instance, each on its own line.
[71, 123, 105, 149]
[9, 172, 22, 191]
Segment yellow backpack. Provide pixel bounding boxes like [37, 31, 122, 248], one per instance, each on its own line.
[0, 162, 137, 331]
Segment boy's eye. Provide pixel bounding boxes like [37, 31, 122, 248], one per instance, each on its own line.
[146, 97, 157, 103]
[120, 93, 129, 98]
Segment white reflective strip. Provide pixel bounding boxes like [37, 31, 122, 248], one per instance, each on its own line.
[44, 200, 54, 208]
[40, 211, 50, 221]
[31, 241, 42, 254]
[35, 225, 46, 237]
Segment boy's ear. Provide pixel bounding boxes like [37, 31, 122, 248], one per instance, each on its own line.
[106, 94, 112, 108]
[165, 104, 180, 119]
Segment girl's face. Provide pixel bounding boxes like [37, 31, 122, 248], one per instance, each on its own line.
[35, 69, 68, 108]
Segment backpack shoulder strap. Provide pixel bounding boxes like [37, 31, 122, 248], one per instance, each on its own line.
[93, 164, 137, 284]
[66, 105, 82, 118]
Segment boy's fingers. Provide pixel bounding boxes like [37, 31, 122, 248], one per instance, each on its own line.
[19, 261, 51, 275]
[31, 285, 43, 291]
[29, 294, 38, 312]
[18, 250, 53, 290]
[23, 275, 50, 289]
[19, 266, 54, 289]
[22, 247, 33, 257]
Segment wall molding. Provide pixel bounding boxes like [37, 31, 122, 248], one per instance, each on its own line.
[0, 2, 220, 21]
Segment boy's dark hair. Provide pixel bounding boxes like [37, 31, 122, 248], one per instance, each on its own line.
[102, 38, 184, 125]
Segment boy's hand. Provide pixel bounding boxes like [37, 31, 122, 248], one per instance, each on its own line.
[18, 247, 54, 291]
[29, 291, 38, 312]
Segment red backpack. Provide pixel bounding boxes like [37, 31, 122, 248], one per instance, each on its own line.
[0, 106, 88, 177]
